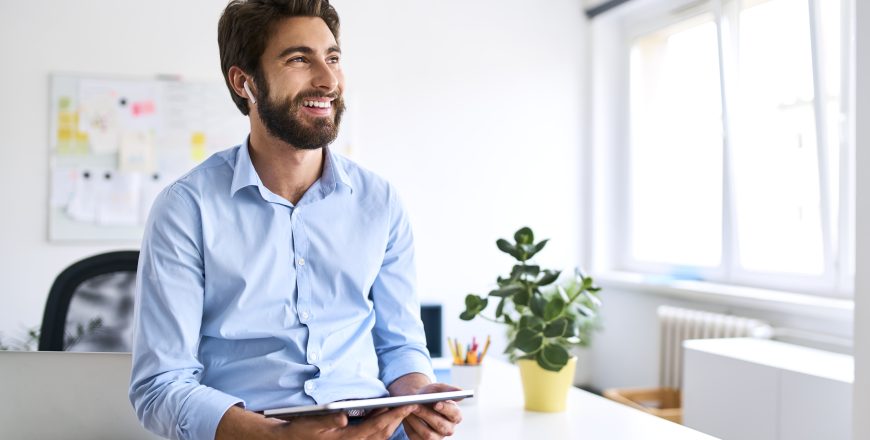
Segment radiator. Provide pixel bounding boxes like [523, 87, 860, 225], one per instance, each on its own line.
[658, 306, 773, 389]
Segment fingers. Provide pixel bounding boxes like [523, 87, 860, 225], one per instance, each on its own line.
[409, 404, 458, 437]
[417, 382, 463, 394]
[346, 405, 417, 439]
[404, 414, 440, 440]
[290, 412, 348, 430]
[433, 400, 462, 424]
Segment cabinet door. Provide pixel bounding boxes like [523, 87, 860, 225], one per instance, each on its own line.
[779, 370, 852, 440]
[683, 348, 778, 440]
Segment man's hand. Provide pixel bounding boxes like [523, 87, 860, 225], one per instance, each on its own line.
[388, 374, 464, 440]
[216, 404, 417, 440]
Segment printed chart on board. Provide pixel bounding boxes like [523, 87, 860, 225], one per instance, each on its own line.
[48, 73, 250, 241]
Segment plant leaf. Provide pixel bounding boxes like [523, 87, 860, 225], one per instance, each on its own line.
[543, 297, 565, 321]
[541, 344, 570, 369]
[495, 297, 506, 318]
[537, 269, 560, 286]
[515, 328, 543, 353]
[496, 238, 516, 255]
[582, 289, 602, 307]
[514, 227, 534, 245]
[535, 350, 562, 372]
[511, 265, 540, 278]
[575, 302, 595, 318]
[530, 294, 546, 318]
[544, 318, 568, 337]
[461, 294, 488, 320]
[465, 294, 482, 309]
[519, 315, 545, 332]
[513, 289, 530, 307]
[489, 285, 524, 298]
[525, 239, 549, 260]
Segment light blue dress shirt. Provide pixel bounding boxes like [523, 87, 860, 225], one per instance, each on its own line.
[129, 139, 434, 440]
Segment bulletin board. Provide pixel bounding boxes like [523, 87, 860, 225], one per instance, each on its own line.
[48, 73, 250, 241]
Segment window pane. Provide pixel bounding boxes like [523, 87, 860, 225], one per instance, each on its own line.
[629, 15, 723, 267]
[732, 0, 824, 275]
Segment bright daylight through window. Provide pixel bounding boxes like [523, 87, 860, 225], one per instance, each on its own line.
[625, 0, 850, 295]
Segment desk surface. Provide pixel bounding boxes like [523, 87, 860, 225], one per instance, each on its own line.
[452, 360, 718, 439]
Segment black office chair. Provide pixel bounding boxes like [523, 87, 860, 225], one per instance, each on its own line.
[38, 251, 139, 352]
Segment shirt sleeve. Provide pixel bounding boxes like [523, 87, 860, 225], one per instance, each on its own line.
[129, 185, 243, 440]
[371, 187, 436, 387]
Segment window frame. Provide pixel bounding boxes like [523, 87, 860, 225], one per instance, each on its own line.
[601, 0, 854, 298]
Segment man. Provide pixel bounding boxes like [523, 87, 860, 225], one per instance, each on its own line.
[129, 1, 462, 439]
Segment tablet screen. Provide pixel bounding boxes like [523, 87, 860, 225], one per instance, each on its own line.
[263, 389, 474, 419]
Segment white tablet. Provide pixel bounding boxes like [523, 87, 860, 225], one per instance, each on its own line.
[263, 390, 474, 419]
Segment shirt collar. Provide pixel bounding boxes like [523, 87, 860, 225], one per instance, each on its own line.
[230, 137, 354, 198]
[230, 136, 263, 197]
[322, 146, 354, 195]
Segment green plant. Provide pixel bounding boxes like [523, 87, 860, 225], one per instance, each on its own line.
[460, 226, 602, 372]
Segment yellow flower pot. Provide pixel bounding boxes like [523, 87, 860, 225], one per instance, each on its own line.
[517, 356, 577, 412]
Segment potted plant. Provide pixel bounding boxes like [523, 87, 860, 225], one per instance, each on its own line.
[460, 226, 602, 412]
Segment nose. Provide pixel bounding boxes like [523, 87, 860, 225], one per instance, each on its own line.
[311, 60, 340, 92]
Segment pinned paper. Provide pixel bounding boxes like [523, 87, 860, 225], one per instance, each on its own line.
[66, 170, 98, 222]
[78, 79, 161, 154]
[119, 131, 155, 173]
[79, 93, 120, 154]
[95, 171, 141, 226]
[50, 167, 79, 208]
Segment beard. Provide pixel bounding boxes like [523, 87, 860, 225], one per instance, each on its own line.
[255, 81, 346, 150]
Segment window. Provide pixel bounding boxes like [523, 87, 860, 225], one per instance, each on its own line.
[618, 0, 852, 296]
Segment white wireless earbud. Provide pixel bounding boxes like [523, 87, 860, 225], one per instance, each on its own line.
[243, 81, 257, 104]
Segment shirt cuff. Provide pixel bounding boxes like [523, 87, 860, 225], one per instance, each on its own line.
[380, 349, 436, 388]
[178, 386, 244, 440]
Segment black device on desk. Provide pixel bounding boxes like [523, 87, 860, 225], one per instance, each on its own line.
[421, 303, 443, 358]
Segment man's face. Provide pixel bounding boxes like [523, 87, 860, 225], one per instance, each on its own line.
[255, 16, 346, 150]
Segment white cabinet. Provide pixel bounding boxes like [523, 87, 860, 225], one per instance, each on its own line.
[682, 338, 853, 440]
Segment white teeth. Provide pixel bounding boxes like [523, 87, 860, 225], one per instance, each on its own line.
[304, 100, 331, 108]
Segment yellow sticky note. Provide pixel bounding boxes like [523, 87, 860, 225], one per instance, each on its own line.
[191, 132, 207, 162]
[59, 111, 75, 125]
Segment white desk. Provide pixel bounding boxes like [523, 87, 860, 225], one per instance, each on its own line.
[453, 360, 718, 439]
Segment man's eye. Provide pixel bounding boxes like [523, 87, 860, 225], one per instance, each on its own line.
[327, 56, 340, 64]
[288, 57, 306, 63]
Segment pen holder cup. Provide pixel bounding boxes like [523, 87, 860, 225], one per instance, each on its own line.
[450, 364, 482, 406]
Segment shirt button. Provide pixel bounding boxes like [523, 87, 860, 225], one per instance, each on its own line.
[309, 351, 319, 362]
[298, 258, 305, 266]
[300, 311, 310, 320]
[305, 382, 315, 392]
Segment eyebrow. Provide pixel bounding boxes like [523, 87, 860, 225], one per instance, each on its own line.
[277, 45, 341, 59]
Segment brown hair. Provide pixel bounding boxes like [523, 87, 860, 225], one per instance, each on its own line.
[218, 0, 340, 115]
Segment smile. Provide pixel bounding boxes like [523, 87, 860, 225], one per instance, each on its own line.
[303, 100, 332, 109]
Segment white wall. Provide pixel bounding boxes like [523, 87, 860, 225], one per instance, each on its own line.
[0, 0, 229, 341]
[0, 1, 588, 346]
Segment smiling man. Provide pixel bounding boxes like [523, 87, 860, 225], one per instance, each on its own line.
[128, 1, 461, 439]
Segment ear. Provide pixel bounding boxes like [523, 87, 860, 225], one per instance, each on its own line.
[228, 66, 256, 103]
